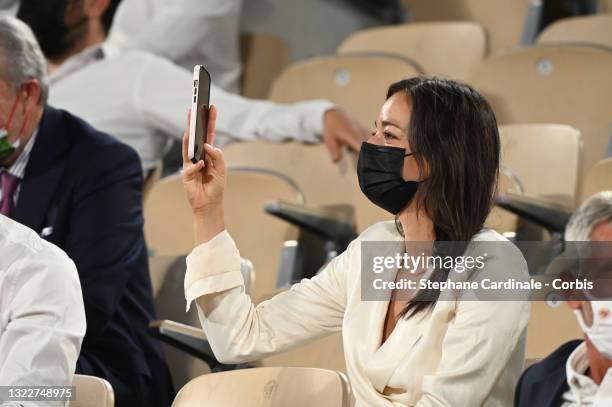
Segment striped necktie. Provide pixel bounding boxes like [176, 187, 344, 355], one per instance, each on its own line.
[0, 171, 19, 217]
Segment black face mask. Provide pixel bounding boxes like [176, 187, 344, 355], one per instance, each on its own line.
[18, 0, 87, 59]
[357, 142, 420, 214]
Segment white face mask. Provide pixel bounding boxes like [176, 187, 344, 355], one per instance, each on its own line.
[575, 300, 612, 359]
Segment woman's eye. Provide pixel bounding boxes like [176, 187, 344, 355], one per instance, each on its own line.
[383, 132, 397, 140]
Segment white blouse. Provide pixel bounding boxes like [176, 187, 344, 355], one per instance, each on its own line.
[185, 221, 530, 406]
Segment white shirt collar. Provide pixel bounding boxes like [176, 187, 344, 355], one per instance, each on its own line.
[565, 341, 612, 406]
[47, 43, 108, 86]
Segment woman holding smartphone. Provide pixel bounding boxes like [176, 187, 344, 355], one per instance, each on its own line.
[181, 77, 530, 406]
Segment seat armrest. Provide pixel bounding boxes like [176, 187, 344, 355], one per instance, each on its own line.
[148, 320, 224, 369]
[495, 193, 572, 234]
[265, 200, 357, 251]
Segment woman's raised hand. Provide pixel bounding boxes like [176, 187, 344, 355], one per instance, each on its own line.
[181, 105, 226, 244]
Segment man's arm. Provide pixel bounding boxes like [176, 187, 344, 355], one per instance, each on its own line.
[64, 139, 148, 341]
[133, 54, 365, 150]
[0, 245, 85, 399]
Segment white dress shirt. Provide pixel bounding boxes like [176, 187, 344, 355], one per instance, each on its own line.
[562, 342, 612, 407]
[47, 44, 333, 172]
[184, 221, 530, 406]
[107, 0, 243, 93]
[0, 215, 86, 407]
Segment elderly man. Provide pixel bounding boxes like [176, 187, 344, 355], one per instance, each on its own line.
[0, 16, 172, 406]
[515, 191, 612, 407]
[0, 214, 85, 407]
[17, 0, 368, 174]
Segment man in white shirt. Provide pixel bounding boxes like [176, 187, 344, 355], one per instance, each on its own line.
[107, 0, 243, 93]
[0, 214, 86, 407]
[17, 0, 368, 173]
[515, 191, 612, 407]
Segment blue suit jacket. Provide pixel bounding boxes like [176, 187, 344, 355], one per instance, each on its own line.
[13, 106, 173, 406]
[515, 340, 582, 407]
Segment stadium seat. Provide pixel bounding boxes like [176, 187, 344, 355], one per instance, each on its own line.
[470, 45, 612, 200]
[224, 142, 391, 232]
[172, 367, 351, 407]
[338, 21, 486, 80]
[496, 157, 612, 238]
[69, 375, 115, 407]
[488, 124, 582, 235]
[602, 0, 612, 12]
[537, 14, 612, 49]
[144, 168, 300, 300]
[268, 54, 422, 128]
[526, 301, 582, 361]
[142, 161, 163, 203]
[240, 33, 290, 99]
[400, 0, 536, 52]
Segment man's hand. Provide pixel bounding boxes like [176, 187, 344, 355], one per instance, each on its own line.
[322, 108, 370, 162]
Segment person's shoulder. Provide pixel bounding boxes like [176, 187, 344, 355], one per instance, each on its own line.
[46, 106, 140, 166]
[0, 215, 73, 267]
[521, 339, 582, 383]
[472, 228, 511, 242]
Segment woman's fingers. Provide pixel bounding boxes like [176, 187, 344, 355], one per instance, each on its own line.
[203, 104, 218, 147]
[182, 160, 205, 180]
[182, 109, 192, 165]
[203, 142, 225, 170]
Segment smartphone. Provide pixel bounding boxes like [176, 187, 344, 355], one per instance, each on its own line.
[188, 65, 211, 164]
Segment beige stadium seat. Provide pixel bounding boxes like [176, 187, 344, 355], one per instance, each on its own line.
[268, 54, 422, 128]
[224, 143, 391, 232]
[470, 45, 612, 202]
[144, 169, 299, 300]
[172, 367, 351, 407]
[488, 124, 582, 234]
[240, 33, 290, 99]
[142, 161, 163, 203]
[581, 157, 612, 201]
[400, 0, 533, 53]
[602, 0, 612, 12]
[70, 375, 114, 407]
[537, 14, 612, 49]
[526, 301, 582, 361]
[338, 21, 486, 80]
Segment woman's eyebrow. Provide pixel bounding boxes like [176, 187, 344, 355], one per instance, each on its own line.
[381, 120, 404, 131]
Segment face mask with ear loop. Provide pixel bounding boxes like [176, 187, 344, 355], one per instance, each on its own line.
[0, 92, 32, 162]
[357, 142, 421, 214]
[574, 291, 612, 359]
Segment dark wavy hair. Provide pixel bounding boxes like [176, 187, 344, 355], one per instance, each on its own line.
[387, 77, 500, 318]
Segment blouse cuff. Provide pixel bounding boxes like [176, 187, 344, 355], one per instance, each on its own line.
[184, 230, 243, 311]
[297, 100, 336, 142]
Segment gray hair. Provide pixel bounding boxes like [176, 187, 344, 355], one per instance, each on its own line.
[0, 15, 48, 104]
[565, 191, 612, 241]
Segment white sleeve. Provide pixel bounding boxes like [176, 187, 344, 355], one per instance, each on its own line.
[0, 246, 86, 406]
[133, 55, 333, 145]
[184, 230, 351, 364]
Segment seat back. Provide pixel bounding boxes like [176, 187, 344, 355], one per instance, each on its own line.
[172, 367, 351, 407]
[470, 45, 612, 202]
[581, 157, 612, 202]
[143, 161, 163, 203]
[144, 169, 299, 300]
[537, 14, 612, 50]
[223, 143, 391, 232]
[268, 54, 422, 128]
[240, 33, 290, 99]
[500, 124, 582, 205]
[338, 21, 486, 80]
[526, 302, 582, 361]
[400, 0, 533, 52]
[70, 375, 114, 407]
